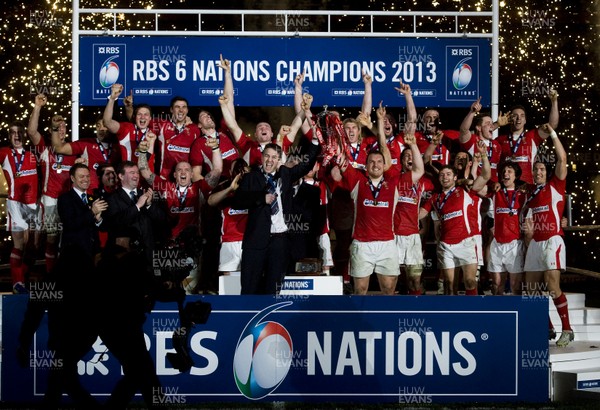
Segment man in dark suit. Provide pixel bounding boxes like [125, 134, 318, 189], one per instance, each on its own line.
[103, 160, 167, 264]
[58, 163, 107, 257]
[288, 170, 323, 274]
[233, 139, 320, 294]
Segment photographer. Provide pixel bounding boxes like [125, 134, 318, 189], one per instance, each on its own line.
[98, 158, 168, 407]
[19, 163, 107, 408]
[95, 240, 163, 408]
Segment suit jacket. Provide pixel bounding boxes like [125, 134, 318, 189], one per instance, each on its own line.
[232, 141, 320, 250]
[103, 187, 167, 261]
[291, 181, 323, 237]
[57, 189, 100, 258]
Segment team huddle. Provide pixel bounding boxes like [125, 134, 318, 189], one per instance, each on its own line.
[2, 55, 572, 347]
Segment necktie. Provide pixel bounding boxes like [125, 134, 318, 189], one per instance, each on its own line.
[81, 192, 88, 204]
[130, 190, 137, 203]
[267, 175, 279, 215]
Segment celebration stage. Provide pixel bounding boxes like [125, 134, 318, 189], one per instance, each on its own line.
[1, 294, 556, 405]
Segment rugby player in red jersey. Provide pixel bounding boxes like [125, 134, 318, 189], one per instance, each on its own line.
[523, 124, 573, 347]
[419, 140, 491, 295]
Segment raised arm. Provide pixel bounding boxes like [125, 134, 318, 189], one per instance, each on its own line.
[294, 72, 305, 115]
[376, 102, 392, 172]
[548, 88, 559, 130]
[404, 126, 424, 184]
[537, 89, 559, 139]
[27, 94, 47, 145]
[422, 131, 441, 166]
[191, 137, 222, 184]
[277, 92, 310, 148]
[218, 54, 235, 116]
[470, 152, 481, 180]
[103, 83, 124, 134]
[301, 93, 314, 131]
[394, 81, 416, 123]
[203, 137, 223, 188]
[218, 94, 243, 144]
[286, 94, 322, 181]
[294, 73, 312, 135]
[46, 111, 74, 155]
[361, 71, 373, 117]
[123, 89, 134, 122]
[491, 110, 510, 132]
[356, 111, 375, 135]
[545, 123, 567, 180]
[459, 97, 481, 144]
[278, 108, 306, 147]
[472, 139, 491, 192]
[49, 117, 71, 157]
[207, 173, 242, 207]
[136, 131, 158, 185]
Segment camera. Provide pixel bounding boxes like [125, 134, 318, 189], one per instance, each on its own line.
[152, 226, 202, 302]
[166, 300, 212, 372]
[152, 226, 212, 373]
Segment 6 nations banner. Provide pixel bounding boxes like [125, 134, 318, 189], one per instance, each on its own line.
[78, 37, 491, 108]
[2, 295, 548, 404]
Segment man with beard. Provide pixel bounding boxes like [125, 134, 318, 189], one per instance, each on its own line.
[138, 132, 221, 293]
[293, 72, 375, 288]
[335, 103, 399, 295]
[137, 133, 222, 241]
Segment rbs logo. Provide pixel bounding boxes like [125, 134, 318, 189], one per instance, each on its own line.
[98, 46, 120, 54]
[451, 49, 473, 56]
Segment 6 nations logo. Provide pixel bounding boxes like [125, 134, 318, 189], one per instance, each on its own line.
[233, 302, 294, 400]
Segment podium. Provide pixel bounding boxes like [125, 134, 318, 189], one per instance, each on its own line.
[218, 274, 343, 295]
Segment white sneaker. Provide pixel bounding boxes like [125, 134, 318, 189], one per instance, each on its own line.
[13, 282, 27, 294]
[437, 279, 444, 295]
[556, 330, 574, 347]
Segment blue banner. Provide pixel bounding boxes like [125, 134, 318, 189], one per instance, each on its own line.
[79, 37, 491, 108]
[2, 294, 547, 405]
